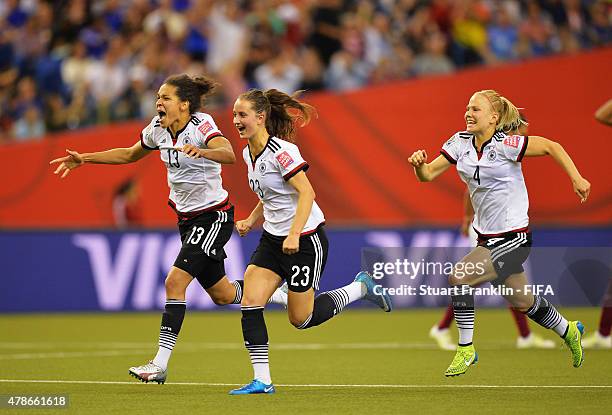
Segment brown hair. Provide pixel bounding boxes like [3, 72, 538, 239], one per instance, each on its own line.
[163, 74, 218, 113]
[238, 89, 316, 142]
[476, 89, 528, 133]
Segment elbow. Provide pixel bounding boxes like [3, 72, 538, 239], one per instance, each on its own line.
[547, 141, 563, 156]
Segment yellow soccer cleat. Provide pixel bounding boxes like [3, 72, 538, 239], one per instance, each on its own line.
[444, 344, 478, 377]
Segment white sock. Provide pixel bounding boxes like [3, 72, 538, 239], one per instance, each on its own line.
[253, 362, 272, 385]
[153, 347, 172, 371]
[554, 318, 569, 337]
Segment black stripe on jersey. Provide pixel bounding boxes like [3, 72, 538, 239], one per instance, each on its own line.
[140, 132, 159, 150]
[283, 162, 309, 181]
[190, 116, 202, 126]
[267, 138, 282, 152]
[440, 149, 456, 164]
[517, 135, 529, 162]
[493, 131, 505, 142]
[204, 132, 224, 145]
[458, 132, 473, 140]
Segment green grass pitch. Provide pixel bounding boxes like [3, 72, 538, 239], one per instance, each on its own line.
[0, 308, 610, 414]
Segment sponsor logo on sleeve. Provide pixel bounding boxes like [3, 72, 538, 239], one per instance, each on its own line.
[276, 151, 295, 169]
[198, 121, 213, 136]
[503, 136, 520, 148]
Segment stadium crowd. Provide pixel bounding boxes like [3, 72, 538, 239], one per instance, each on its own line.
[0, 0, 610, 144]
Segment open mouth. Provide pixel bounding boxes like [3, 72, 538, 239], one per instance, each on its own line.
[236, 125, 246, 134]
[158, 110, 167, 121]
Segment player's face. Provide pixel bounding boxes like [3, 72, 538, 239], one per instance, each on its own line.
[156, 84, 188, 129]
[233, 98, 264, 139]
[465, 93, 497, 134]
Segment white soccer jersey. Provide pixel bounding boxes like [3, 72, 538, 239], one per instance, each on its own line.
[140, 112, 229, 215]
[242, 137, 325, 236]
[440, 131, 530, 236]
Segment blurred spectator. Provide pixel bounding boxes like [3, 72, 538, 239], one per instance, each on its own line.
[112, 178, 143, 229]
[519, 0, 557, 57]
[12, 105, 45, 141]
[487, 3, 519, 61]
[308, 0, 344, 65]
[413, 30, 455, 75]
[254, 45, 304, 93]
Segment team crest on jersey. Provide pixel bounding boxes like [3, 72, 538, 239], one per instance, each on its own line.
[276, 151, 294, 169]
[259, 162, 267, 173]
[487, 150, 497, 161]
[503, 136, 520, 148]
[198, 121, 213, 135]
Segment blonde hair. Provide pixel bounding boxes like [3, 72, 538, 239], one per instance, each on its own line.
[476, 89, 528, 133]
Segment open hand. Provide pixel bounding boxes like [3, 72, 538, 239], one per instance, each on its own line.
[49, 149, 84, 178]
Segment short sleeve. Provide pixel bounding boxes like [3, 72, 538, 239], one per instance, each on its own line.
[274, 144, 309, 181]
[440, 133, 461, 164]
[195, 114, 224, 146]
[500, 135, 529, 162]
[140, 118, 159, 150]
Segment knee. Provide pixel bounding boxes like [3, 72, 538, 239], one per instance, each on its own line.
[288, 311, 311, 329]
[165, 275, 186, 297]
[211, 295, 231, 306]
[448, 273, 466, 287]
[289, 316, 304, 328]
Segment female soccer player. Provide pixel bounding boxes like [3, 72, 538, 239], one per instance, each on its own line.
[229, 88, 392, 395]
[50, 74, 287, 384]
[408, 89, 591, 376]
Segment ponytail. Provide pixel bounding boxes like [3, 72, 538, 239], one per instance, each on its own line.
[239, 89, 316, 142]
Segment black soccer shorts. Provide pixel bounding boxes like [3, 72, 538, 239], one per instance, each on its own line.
[478, 230, 532, 284]
[173, 206, 234, 289]
[249, 225, 329, 292]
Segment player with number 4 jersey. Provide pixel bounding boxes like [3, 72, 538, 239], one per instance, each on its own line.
[50, 74, 287, 385]
[408, 89, 591, 377]
[229, 89, 392, 395]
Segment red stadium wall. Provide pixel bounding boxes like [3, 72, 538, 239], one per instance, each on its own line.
[1, 49, 611, 229]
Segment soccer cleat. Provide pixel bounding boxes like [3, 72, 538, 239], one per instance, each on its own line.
[563, 321, 585, 368]
[516, 333, 556, 349]
[429, 325, 456, 351]
[444, 344, 478, 377]
[128, 361, 167, 384]
[354, 271, 392, 312]
[229, 379, 276, 395]
[581, 331, 611, 349]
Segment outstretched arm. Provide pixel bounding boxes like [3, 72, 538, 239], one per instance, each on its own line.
[50, 141, 151, 178]
[407, 150, 452, 182]
[524, 136, 590, 202]
[595, 99, 612, 126]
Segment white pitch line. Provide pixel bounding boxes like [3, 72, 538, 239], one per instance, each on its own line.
[0, 379, 610, 389]
[0, 342, 460, 360]
[0, 341, 528, 361]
